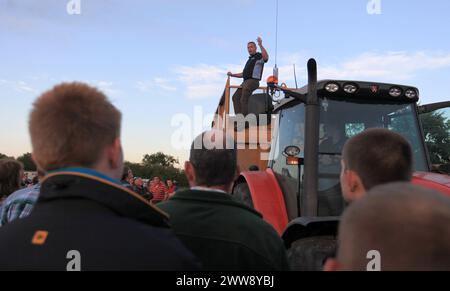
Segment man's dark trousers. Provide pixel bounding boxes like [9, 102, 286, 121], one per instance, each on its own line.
[232, 79, 259, 115]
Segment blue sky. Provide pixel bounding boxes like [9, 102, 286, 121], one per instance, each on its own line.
[1, 0, 450, 163]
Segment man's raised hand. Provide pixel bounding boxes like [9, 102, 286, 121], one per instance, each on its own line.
[257, 37, 263, 47]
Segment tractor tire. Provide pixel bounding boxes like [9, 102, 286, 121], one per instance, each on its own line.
[287, 236, 337, 271]
[232, 182, 254, 208]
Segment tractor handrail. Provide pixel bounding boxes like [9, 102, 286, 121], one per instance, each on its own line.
[213, 77, 296, 130]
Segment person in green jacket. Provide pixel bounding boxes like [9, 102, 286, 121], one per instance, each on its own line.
[158, 130, 289, 271]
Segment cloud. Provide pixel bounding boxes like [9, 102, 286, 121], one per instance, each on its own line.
[255, 51, 450, 88]
[170, 51, 450, 100]
[175, 64, 228, 83]
[173, 64, 239, 100]
[0, 79, 38, 94]
[16, 81, 37, 93]
[319, 51, 450, 81]
[137, 78, 177, 93]
[85, 80, 121, 97]
[184, 84, 223, 100]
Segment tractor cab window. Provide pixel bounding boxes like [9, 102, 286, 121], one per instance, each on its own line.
[269, 97, 429, 218]
[319, 98, 428, 191]
[270, 103, 305, 178]
[270, 103, 305, 220]
[420, 106, 450, 175]
[317, 98, 429, 216]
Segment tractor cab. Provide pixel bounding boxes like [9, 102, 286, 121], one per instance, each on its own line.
[270, 80, 430, 219]
[212, 59, 450, 270]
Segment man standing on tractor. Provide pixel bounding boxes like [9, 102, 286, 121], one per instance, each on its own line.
[228, 37, 269, 116]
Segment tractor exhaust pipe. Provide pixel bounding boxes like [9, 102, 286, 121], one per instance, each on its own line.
[302, 59, 319, 217]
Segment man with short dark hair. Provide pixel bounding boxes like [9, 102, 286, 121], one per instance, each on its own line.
[0, 82, 199, 270]
[228, 37, 269, 115]
[324, 183, 450, 271]
[340, 128, 413, 202]
[158, 130, 289, 271]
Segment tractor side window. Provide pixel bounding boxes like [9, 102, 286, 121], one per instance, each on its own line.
[387, 105, 428, 171]
[420, 107, 450, 175]
[270, 104, 306, 220]
[271, 104, 306, 179]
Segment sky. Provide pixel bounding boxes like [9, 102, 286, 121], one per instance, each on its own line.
[1, 0, 450, 164]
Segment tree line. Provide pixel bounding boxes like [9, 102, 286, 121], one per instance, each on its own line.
[0, 152, 188, 187]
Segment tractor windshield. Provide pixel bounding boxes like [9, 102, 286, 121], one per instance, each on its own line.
[317, 98, 428, 210]
[270, 98, 429, 217]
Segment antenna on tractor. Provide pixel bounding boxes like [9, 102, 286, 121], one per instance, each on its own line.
[273, 0, 279, 79]
[293, 64, 299, 89]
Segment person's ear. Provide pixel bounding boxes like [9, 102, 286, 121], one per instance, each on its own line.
[108, 138, 123, 169]
[346, 170, 366, 201]
[184, 161, 196, 187]
[323, 258, 342, 271]
[340, 160, 353, 202]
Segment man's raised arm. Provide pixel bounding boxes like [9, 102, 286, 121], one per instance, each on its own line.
[257, 37, 269, 62]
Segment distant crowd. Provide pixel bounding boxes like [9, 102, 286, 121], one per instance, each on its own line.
[0, 82, 449, 271]
[121, 170, 178, 203]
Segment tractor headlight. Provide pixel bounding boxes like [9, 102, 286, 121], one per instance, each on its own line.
[325, 83, 339, 93]
[389, 87, 402, 97]
[343, 83, 358, 94]
[284, 146, 301, 157]
[405, 89, 418, 99]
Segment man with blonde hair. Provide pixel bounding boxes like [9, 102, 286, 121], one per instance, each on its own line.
[0, 83, 199, 271]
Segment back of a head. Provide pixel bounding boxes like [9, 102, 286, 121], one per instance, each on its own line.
[338, 183, 450, 271]
[342, 128, 413, 190]
[189, 130, 237, 188]
[0, 159, 23, 197]
[29, 82, 122, 171]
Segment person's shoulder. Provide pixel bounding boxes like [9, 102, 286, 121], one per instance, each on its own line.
[6, 187, 32, 198]
[157, 191, 186, 211]
[118, 220, 201, 269]
[3, 186, 39, 206]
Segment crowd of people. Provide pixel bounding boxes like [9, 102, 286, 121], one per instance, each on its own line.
[0, 81, 449, 271]
[120, 170, 178, 203]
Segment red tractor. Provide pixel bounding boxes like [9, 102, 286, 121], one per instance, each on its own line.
[213, 59, 450, 270]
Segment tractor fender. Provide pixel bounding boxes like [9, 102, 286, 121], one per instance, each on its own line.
[412, 172, 450, 197]
[282, 217, 340, 248]
[239, 169, 289, 235]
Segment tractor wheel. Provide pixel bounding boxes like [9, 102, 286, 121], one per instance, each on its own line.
[232, 182, 254, 208]
[287, 236, 337, 271]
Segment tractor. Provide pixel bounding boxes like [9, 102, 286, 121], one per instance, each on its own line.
[213, 59, 450, 270]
